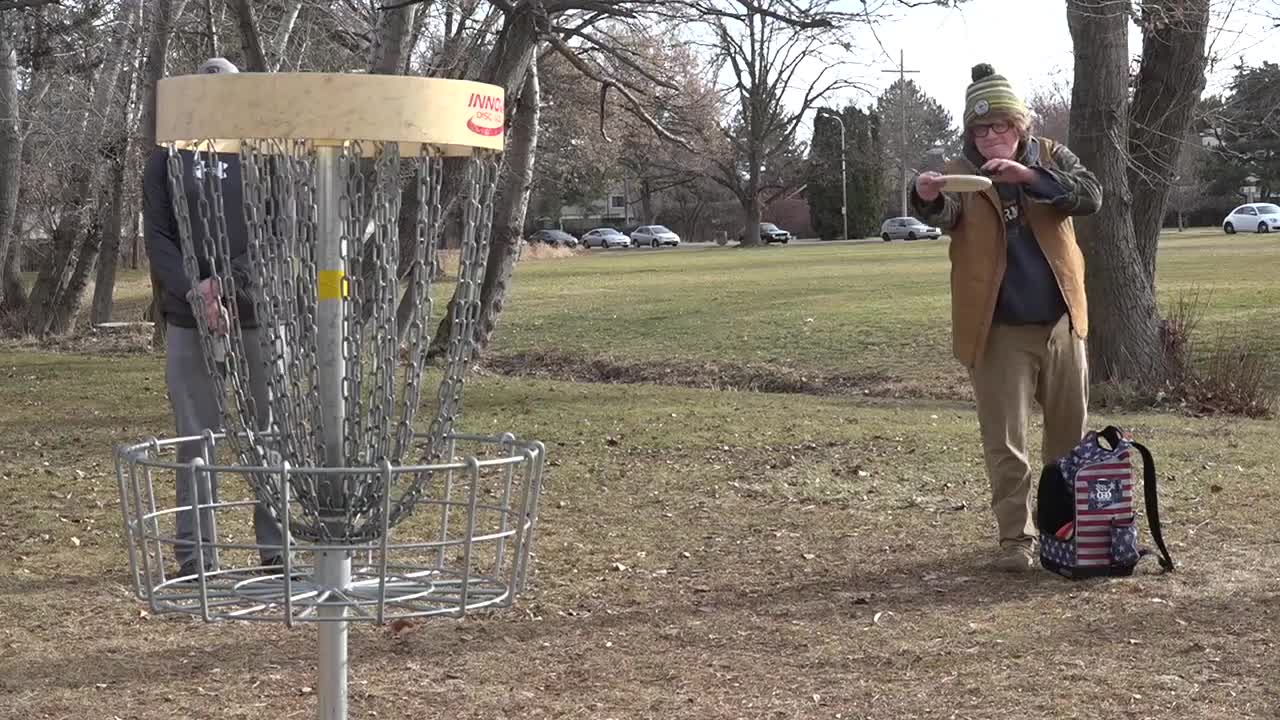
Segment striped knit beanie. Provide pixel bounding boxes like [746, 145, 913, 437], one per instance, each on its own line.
[964, 63, 1026, 128]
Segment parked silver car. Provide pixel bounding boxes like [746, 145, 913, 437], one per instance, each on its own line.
[581, 227, 632, 249]
[629, 224, 681, 248]
[880, 217, 941, 241]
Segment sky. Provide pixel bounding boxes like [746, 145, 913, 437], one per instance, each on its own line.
[816, 0, 1280, 126]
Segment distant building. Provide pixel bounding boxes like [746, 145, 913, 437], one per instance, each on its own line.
[551, 184, 635, 233]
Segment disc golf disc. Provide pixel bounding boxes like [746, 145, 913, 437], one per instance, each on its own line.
[937, 174, 992, 192]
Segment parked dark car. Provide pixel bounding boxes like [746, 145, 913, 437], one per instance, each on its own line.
[738, 222, 792, 244]
[527, 229, 579, 247]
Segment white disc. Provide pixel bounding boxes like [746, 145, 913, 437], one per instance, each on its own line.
[937, 174, 993, 192]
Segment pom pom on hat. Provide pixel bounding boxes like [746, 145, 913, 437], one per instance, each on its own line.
[964, 63, 1026, 128]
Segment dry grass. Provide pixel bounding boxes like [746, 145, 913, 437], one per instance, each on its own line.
[2, 228, 1279, 718]
[1, 355, 1278, 719]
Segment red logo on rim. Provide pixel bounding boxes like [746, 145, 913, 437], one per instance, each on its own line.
[467, 93, 505, 137]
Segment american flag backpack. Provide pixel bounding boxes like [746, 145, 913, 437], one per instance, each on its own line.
[1036, 426, 1175, 579]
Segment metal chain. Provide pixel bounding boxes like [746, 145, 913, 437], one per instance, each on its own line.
[365, 142, 400, 470]
[387, 150, 498, 528]
[392, 148, 441, 461]
[340, 141, 366, 473]
[169, 138, 501, 543]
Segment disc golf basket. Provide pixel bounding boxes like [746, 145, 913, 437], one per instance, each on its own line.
[114, 73, 544, 720]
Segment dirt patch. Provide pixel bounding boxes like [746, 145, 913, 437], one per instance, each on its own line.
[481, 349, 973, 400]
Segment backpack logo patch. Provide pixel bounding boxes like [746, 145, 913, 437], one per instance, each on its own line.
[1088, 477, 1123, 510]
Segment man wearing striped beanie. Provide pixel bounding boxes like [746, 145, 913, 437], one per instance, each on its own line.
[910, 64, 1104, 572]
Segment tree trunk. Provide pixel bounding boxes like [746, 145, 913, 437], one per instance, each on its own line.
[0, 14, 21, 309]
[46, 221, 103, 335]
[91, 87, 139, 324]
[269, 0, 303, 70]
[424, 9, 542, 356]
[640, 179, 654, 224]
[139, 0, 188, 346]
[1127, 0, 1210, 280]
[1, 243, 22, 320]
[92, 14, 144, 326]
[467, 58, 539, 359]
[91, 158, 128, 325]
[1067, 0, 1164, 384]
[368, 4, 417, 75]
[742, 192, 763, 247]
[739, 164, 764, 247]
[23, 153, 97, 334]
[204, 0, 220, 56]
[129, 211, 141, 268]
[426, 64, 540, 361]
[228, 0, 268, 72]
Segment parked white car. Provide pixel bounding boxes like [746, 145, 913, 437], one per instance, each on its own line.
[880, 217, 941, 241]
[629, 225, 681, 248]
[1222, 203, 1280, 234]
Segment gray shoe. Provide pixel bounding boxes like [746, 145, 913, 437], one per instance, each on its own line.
[993, 544, 1037, 573]
[174, 559, 214, 583]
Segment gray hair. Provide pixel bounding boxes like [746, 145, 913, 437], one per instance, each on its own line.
[198, 57, 239, 74]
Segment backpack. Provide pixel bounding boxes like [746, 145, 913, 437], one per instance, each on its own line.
[1036, 426, 1175, 579]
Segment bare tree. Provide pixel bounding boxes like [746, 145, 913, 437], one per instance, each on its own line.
[700, 0, 859, 246]
[1027, 79, 1071, 143]
[138, 0, 190, 344]
[1067, 0, 1210, 384]
[0, 11, 23, 317]
[228, 0, 269, 71]
[92, 3, 145, 325]
[0, 0, 58, 317]
[18, 0, 142, 336]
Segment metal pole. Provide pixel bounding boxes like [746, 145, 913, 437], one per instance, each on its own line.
[881, 49, 919, 219]
[838, 119, 847, 241]
[817, 109, 848, 241]
[899, 49, 908, 218]
[314, 144, 351, 720]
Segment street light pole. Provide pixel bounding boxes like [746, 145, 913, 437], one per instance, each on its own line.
[817, 108, 847, 241]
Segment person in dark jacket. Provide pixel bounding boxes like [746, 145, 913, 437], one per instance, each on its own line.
[143, 57, 283, 577]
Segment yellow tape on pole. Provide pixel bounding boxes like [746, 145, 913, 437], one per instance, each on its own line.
[317, 270, 348, 301]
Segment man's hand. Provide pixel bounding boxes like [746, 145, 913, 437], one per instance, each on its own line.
[194, 277, 226, 334]
[915, 171, 946, 202]
[981, 158, 1037, 185]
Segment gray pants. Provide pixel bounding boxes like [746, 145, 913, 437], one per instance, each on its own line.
[166, 324, 283, 567]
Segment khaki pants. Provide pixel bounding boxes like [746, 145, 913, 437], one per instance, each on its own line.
[969, 313, 1089, 548]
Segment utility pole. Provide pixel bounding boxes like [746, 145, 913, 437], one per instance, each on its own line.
[881, 49, 919, 218]
[816, 108, 847, 241]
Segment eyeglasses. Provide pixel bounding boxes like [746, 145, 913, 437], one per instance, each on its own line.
[972, 120, 1012, 138]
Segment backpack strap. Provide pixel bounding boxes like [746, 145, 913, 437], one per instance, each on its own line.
[1132, 441, 1175, 572]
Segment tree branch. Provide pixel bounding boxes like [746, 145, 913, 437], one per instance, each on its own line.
[0, 0, 60, 11]
[227, 0, 268, 71]
[544, 31, 691, 149]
